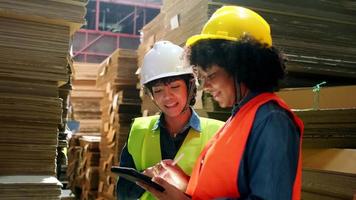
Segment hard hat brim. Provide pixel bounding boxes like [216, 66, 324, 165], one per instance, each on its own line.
[186, 34, 238, 47]
[141, 71, 193, 85]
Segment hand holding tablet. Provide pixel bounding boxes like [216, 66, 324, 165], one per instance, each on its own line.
[111, 166, 165, 192]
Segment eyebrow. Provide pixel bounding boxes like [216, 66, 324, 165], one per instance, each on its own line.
[153, 80, 181, 87]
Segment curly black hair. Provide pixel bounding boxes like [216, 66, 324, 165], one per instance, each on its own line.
[144, 74, 197, 106]
[189, 36, 286, 92]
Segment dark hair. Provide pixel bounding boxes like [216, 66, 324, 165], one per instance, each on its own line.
[189, 36, 286, 92]
[144, 74, 197, 106]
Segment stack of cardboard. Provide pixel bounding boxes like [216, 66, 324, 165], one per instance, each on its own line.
[78, 136, 101, 200]
[67, 133, 101, 199]
[302, 149, 356, 200]
[0, 77, 62, 176]
[161, 0, 208, 46]
[71, 62, 103, 133]
[68, 62, 104, 199]
[138, 0, 356, 88]
[277, 85, 356, 110]
[67, 133, 85, 196]
[0, 0, 85, 35]
[0, 0, 86, 199]
[137, 13, 166, 69]
[57, 63, 74, 188]
[96, 49, 142, 200]
[295, 106, 356, 199]
[279, 85, 356, 200]
[0, 176, 62, 200]
[295, 108, 356, 148]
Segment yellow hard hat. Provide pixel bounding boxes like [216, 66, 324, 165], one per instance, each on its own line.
[186, 6, 272, 47]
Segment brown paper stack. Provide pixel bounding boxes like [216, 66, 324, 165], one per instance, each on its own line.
[0, 176, 62, 200]
[0, 0, 86, 35]
[67, 133, 101, 199]
[96, 49, 142, 200]
[71, 62, 104, 133]
[67, 133, 86, 196]
[302, 149, 356, 199]
[78, 136, 101, 200]
[0, 0, 86, 199]
[295, 108, 356, 148]
[138, 0, 356, 88]
[297, 108, 356, 198]
[67, 62, 103, 199]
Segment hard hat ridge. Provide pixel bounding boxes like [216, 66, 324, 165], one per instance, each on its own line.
[186, 6, 272, 47]
[140, 40, 193, 85]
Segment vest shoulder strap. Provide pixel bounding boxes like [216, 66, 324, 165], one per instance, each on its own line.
[127, 115, 160, 171]
[199, 117, 225, 146]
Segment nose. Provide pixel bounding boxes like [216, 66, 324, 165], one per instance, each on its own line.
[162, 86, 174, 99]
[202, 79, 213, 93]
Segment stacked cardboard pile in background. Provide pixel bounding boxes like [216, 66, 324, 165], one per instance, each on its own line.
[96, 49, 142, 200]
[138, 0, 356, 89]
[0, 0, 86, 199]
[67, 62, 103, 199]
[71, 62, 103, 133]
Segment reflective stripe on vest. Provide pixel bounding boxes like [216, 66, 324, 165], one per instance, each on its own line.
[186, 93, 304, 200]
[127, 115, 224, 200]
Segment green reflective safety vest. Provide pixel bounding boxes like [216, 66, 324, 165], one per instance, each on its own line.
[127, 115, 224, 200]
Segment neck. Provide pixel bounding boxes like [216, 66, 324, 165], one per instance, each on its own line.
[235, 82, 249, 105]
[164, 108, 192, 137]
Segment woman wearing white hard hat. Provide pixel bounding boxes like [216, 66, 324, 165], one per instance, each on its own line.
[116, 41, 224, 200]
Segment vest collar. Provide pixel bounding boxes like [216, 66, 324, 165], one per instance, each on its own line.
[231, 91, 262, 116]
[152, 107, 202, 133]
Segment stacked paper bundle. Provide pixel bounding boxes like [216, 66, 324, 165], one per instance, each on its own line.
[0, 176, 62, 200]
[139, 0, 356, 88]
[71, 62, 103, 133]
[96, 49, 142, 200]
[0, 0, 86, 199]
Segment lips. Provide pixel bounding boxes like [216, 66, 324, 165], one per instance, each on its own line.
[165, 102, 178, 108]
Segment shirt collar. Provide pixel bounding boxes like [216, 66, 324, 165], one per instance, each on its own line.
[152, 107, 201, 133]
[231, 91, 261, 116]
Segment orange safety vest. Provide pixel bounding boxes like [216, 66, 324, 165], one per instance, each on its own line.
[186, 93, 304, 200]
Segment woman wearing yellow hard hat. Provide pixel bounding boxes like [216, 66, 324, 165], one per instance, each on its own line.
[138, 6, 304, 200]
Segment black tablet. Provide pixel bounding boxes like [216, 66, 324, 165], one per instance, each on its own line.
[111, 166, 165, 192]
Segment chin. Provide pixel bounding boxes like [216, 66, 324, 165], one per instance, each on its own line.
[217, 102, 227, 108]
[217, 99, 234, 108]
[164, 109, 182, 117]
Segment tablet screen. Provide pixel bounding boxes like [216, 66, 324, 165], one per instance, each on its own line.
[111, 166, 165, 192]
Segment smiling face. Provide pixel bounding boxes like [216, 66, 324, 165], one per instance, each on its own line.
[197, 65, 236, 108]
[151, 79, 189, 117]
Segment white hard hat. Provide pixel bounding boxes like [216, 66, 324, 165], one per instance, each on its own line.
[140, 41, 193, 85]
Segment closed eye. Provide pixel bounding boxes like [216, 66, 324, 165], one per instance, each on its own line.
[152, 87, 163, 94]
[207, 72, 217, 80]
[169, 81, 181, 89]
[153, 90, 161, 94]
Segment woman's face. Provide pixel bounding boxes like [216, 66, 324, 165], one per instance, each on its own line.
[197, 65, 236, 108]
[151, 79, 188, 117]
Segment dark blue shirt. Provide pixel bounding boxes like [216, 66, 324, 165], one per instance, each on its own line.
[117, 108, 201, 200]
[221, 92, 300, 200]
